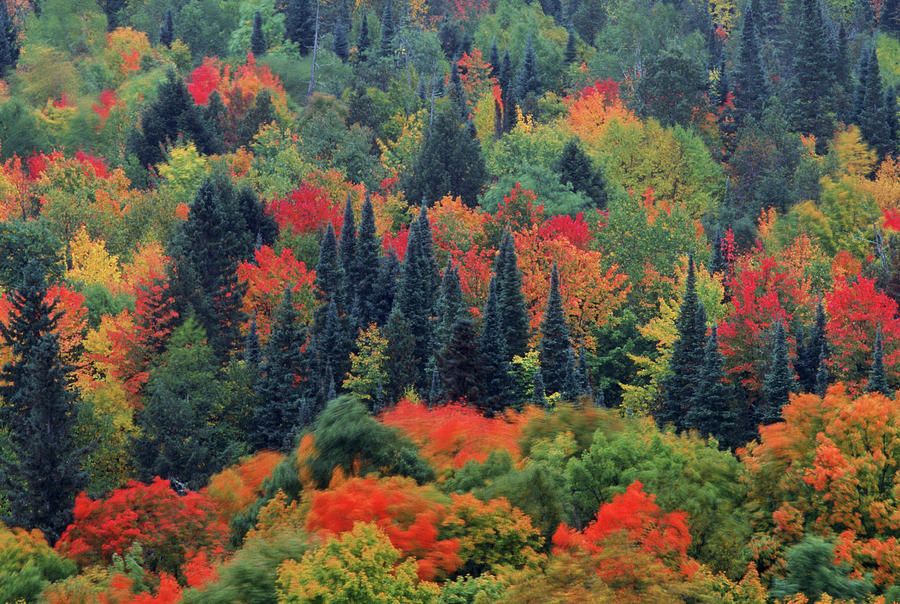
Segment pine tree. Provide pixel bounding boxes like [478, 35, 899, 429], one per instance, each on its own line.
[449, 59, 467, 119]
[859, 48, 893, 158]
[853, 48, 870, 122]
[338, 194, 356, 313]
[434, 263, 463, 353]
[244, 316, 261, 366]
[203, 91, 226, 153]
[685, 326, 736, 448]
[252, 291, 307, 451]
[251, 10, 267, 56]
[658, 256, 707, 431]
[815, 350, 830, 397]
[883, 0, 900, 34]
[159, 7, 174, 48]
[515, 36, 542, 101]
[797, 301, 828, 391]
[499, 51, 517, 134]
[575, 347, 592, 398]
[285, 0, 315, 54]
[489, 39, 500, 79]
[333, 15, 349, 61]
[791, 0, 836, 150]
[734, 7, 768, 123]
[379, 0, 394, 57]
[760, 321, 795, 424]
[383, 307, 417, 401]
[357, 9, 370, 61]
[532, 367, 547, 406]
[867, 326, 891, 395]
[885, 86, 899, 154]
[0, 262, 86, 541]
[318, 296, 349, 385]
[373, 249, 400, 326]
[564, 26, 577, 64]
[556, 139, 606, 207]
[351, 191, 382, 330]
[539, 263, 572, 395]
[480, 275, 514, 415]
[495, 230, 530, 359]
[315, 224, 341, 309]
[438, 314, 485, 404]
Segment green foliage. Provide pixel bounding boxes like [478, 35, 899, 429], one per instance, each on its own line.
[770, 535, 873, 601]
[0, 0, 18, 75]
[438, 574, 505, 604]
[636, 46, 708, 127]
[0, 523, 76, 602]
[26, 0, 107, 55]
[866, 326, 891, 396]
[0, 220, 64, 288]
[0, 98, 51, 161]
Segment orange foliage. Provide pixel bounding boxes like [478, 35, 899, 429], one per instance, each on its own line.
[205, 451, 284, 522]
[97, 572, 182, 604]
[304, 476, 462, 580]
[566, 79, 637, 149]
[378, 399, 526, 471]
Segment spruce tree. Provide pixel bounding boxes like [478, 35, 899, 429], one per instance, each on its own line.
[159, 7, 174, 48]
[791, 0, 836, 150]
[244, 316, 261, 366]
[859, 48, 893, 158]
[338, 194, 356, 312]
[251, 10, 267, 57]
[797, 301, 828, 391]
[499, 51, 517, 134]
[434, 263, 463, 353]
[285, 0, 314, 54]
[357, 9, 370, 61]
[532, 367, 547, 406]
[853, 48, 870, 122]
[556, 139, 606, 207]
[867, 327, 891, 395]
[351, 191, 382, 330]
[318, 296, 349, 385]
[734, 7, 768, 123]
[539, 263, 572, 395]
[564, 26, 577, 64]
[883, 0, 900, 34]
[885, 86, 899, 154]
[315, 224, 341, 309]
[685, 326, 736, 448]
[438, 314, 485, 404]
[760, 321, 795, 424]
[379, 0, 394, 57]
[815, 350, 830, 397]
[333, 15, 349, 61]
[0, 262, 86, 542]
[515, 36, 542, 101]
[383, 307, 417, 401]
[658, 256, 707, 431]
[480, 275, 514, 414]
[373, 249, 400, 326]
[449, 59, 467, 119]
[489, 39, 500, 79]
[495, 230, 530, 359]
[252, 291, 307, 451]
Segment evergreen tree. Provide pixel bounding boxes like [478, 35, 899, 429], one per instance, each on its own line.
[351, 191, 382, 330]
[886, 86, 899, 154]
[797, 301, 828, 391]
[575, 346, 592, 398]
[480, 276, 514, 414]
[252, 291, 306, 451]
[499, 51, 517, 134]
[379, 0, 394, 57]
[834, 23, 852, 121]
[357, 9, 370, 61]
[333, 15, 349, 61]
[315, 224, 341, 309]
[658, 256, 707, 431]
[318, 296, 349, 386]
[0, 262, 86, 542]
[564, 26, 577, 64]
[203, 91, 226, 153]
[404, 108, 487, 208]
[790, 0, 836, 150]
[489, 39, 500, 79]
[859, 48, 893, 158]
[734, 7, 768, 123]
[244, 316, 261, 367]
[434, 263, 463, 353]
[495, 230, 530, 359]
[556, 139, 607, 207]
[438, 314, 485, 404]
[853, 48, 870, 122]
[159, 7, 174, 48]
[684, 326, 736, 448]
[532, 367, 547, 406]
[338, 194, 356, 312]
[449, 59, 467, 119]
[129, 69, 217, 167]
[867, 326, 891, 395]
[515, 36, 542, 101]
[373, 249, 400, 326]
[883, 0, 900, 34]
[815, 350, 830, 397]
[539, 263, 572, 395]
[251, 10, 267, 56]
[285, 0, 314, 54]
[383, 307, 417, 401]
[235, 90, 275, 150]
[760, 321, 795, 424]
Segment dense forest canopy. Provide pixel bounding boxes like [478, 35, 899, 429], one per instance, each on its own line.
[2, 0, 900, 600]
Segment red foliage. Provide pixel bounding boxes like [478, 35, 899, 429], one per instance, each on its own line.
[267, 183, 342, 236]
[489, 183, 544, 233]
[537, 212, 592, 249]
[305, 476, 462, 580]
[56, 477, 228, 576]
[121, 50, 140, 75]
[74, 151, 111, 179]
[187, 58, 221, 106]
[97, 572, 183, 604]
[884, 208, 900, 231]
[382, 227, 409, 261]
[572, 78, 621, 106]
[93, 89, 120, 122]
[379, 399, 525, 470]
[53, 94, 74, 108]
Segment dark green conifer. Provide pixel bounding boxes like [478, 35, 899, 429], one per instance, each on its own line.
[499, 51, 517, 134]
[438, 314, 484, 404]
[495, 230, 530, 359]
[159, 7, 174, 48]
[539, 263, 572, 395]
[658, 256, 707, 431]
[252, 291, 307, 451]
[333, 15, 349, 61]
[449, 59, 467, 119]
[383, 307, 417, 401]
[319, 296, 349, 384]
[435, 263, 463, 352]
[885, 87, 899, 153]
[357, 9, 370, 61]
[815, 350, 830, 397]
[515, 36, 542, 101]
[315, 224, 341, 307]
[379, 0, 394, 57]
[351, 191, 381, 330]
[532, 367, 547, 406]
[883, 0, 900, 33]
[285, 0, 315, 54]
[203, 91, 226, 153]
[685, 326, 736, 448]
[867, 327, 891, 396]
[338, 194, 356, 311]
[734, 7, 768, 122]
[797, 301, 828, 391]
[790, 0, 836, 150]
[251, 10, 267, 56]
[760, 321, 795, 424]
[489, 39, 500, 79]
[556, 139, 606, 207]
[564, 26, 577, 64]
[244, 316, 261, 367]
[859, 48, 893, 158]
[373, 249, 400, 326]
[0, 262, 86, 541]
[480, 276, 514, 414]
[854, 48, 871, 122]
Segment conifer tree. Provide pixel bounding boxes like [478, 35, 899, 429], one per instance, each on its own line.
[575, 347, 592, 398]
[251, 10, 267, 56]
[883, 0, 900, 34]
[859, 48, 893, 158]
[886, 86, 899, 153]
[685, 326, 736, 448]
[373, 249, 400, 326]
[565, 26, 577, 64]
[499, 51, 517, 134]
[797, 301, 827, 391]
[760, 321, 795, 425]
[438, 314, 484, 404]
[867, 326, 891, 395]
[449, 59, 467, 119]
[734, 7, 768, 123]
[357, 9, 370, 61]
[495, 230, 530, 359]
[791, 0, 836, 150]
[515, 36, 542, 101]
[285, 0, 314, 54]
[853, 48, 870, 122]
[532, 367, 547, 406]
[338, 194, 356, 311]
[489, 39, 500, 78]
[434, 263, 463, 353]
[351, 191, 382, 330]
[480, 276, 514, 414]
[383, 307, 417, 401]
[379, 0, 394, 57]
[244, 316, 261, 367]
[252, 291, 307, 451]
[539, 263, 572, 395]
[556, 139, 607, 207]
[658, 256, 706, 431]
[333, 15, 349, 61]
[815, 350, 830, 397]
[315, 224, 341, 309]
[0, 262, 86, 542]
[159, 7, 174, 48]
[203, 91, 226, 152]
[318, 296, 349, 385]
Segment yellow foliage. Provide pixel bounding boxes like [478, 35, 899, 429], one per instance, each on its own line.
[831, 126, 877, 177]
[156, 141, 209, 205]
[379, 109, 426, 178]
[67, 226, 123, 291]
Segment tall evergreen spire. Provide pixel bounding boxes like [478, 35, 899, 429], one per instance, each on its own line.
[338, 193, 356, 311]
[379, 0, 394, 57]
[495, 230, 530, 359]
[480, 275, 514, 414]
[791, 0, 836, 150]
[658, 256, 707, 431]
[285, 0, 315, 54]
[438, 314, 484, 404]
[867, 326, 891, 396]
[351, 191, 382, 330]
[315, 223, 341, 307]
[489, 39, 500, 79]
[685, 326, 736, 448]
[760, 321, 795, 424]
[251, 10, 267, 57]
[734, 7, 768, 122]
[159, 7, 174, 49]
[814, 350, 830, 397]
[357, 9, 370, 61]
[539, 263, 572, 395]
[0, 262, 87, 541]
[435, 263, 463, 353]
[244, 315, 261, 367]
[515, 36, 542, 101]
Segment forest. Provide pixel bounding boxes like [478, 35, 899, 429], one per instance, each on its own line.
[1, 0, 900, 599]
